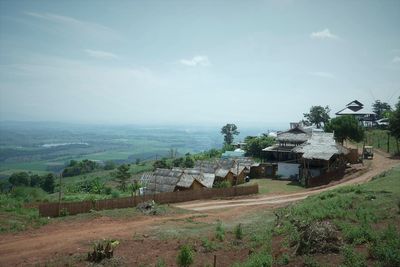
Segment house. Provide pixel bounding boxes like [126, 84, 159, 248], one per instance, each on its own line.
[262, 125, 311, 179]
[175, 169, 215, 191]
[293, 132, 349, 187]
[335, 100, 376, 127]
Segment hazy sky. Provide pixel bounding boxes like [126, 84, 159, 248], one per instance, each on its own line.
[0, 0, 399, 126]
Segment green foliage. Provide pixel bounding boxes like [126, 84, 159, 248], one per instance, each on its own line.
[215, 221, 225, 241]
[235, 223, 244, 240]
[233, 250, 272, 267]
[325, 115, 365, 143]
[42, 173, 55, 193]
[0, 193, 48, 233]
[172, 155, 195, 168]
[29, 174, 44, 187]
[277, 253, 290, 266]
[213, 180, 231, 188]
[244, 135, 275, 158]
[341, 245, 367, 267]
[10, 186, 49, 203]
[303, 256, 320, 267]
[9, 172, 30, 186]
[373, 100, 392, 120]
[155, 258, 166, 267]
[303, 105, 331, 129]
[370, 225, 400, 267]
[128, 180, 141, 197]
[114, 164, 131, 191]
[221, 123, 239, 145]
[389, 97, 400, 153]
[176, 245, 194, 267]
[62, 159, 99, 177]
[153, 158, 171, 170]
[103, 160, 116, 170]
[201, 238, 218, 252]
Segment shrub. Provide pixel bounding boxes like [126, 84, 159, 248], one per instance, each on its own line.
[277, 253, 290, 265]
[111, 190, 120, 199]
[201, 238, 218, 252]
[213, 180, 231, 188]
[233, 250, 272, 267]
[341, 245, 367, 267]
[104, 186, 112, 195]
[87, 239, 119, 263]
[235, 223, 243, 240]
[215, 221, 225, 241]
[176, 245, 194, 267]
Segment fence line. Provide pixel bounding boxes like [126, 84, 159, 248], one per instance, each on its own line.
[39, 185, 259, 217]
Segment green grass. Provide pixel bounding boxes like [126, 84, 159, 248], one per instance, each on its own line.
[271, 165, 400, 266]
[0, 189, 49, 233]
[243, 178, 305, 195]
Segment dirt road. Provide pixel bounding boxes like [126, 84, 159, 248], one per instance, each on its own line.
[0, 150, 398, 266]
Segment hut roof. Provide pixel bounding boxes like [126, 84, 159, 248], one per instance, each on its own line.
[277, 126, 311, 143]
[176, 173, 196, 188]
[141, 168, 182, 194]
[293, 132, 349, 161]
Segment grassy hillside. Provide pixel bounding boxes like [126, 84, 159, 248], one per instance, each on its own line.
[237, 165, 400, 266]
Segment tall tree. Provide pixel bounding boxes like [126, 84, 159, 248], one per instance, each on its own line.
[388, 97, 400, 153]
[114, 164, 131, 191]
[372, 100, 392, 120]
[221, 123, 239, 145]
[303, 106, 331, 129]
[42, 173, 55, 193]
[244, 135, 275, 158]
[325, 115, 365, 144]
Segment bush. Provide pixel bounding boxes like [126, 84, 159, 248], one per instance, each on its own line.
[104, 186, 112, 195]
[111, 190, 120, 199]
[213, 180, 231, 188]
[215, 221, 225, 241]
[9, 172, 30, 187]
[233, 250, 272, 267]
[176, 245, 194, 267]
[10, 186, 48, 203]
[235, 223, 243, 240]
[87, 239, 119, 263]
[201, 238, 218, 252]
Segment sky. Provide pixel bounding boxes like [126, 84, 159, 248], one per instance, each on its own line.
[0, 0, 399, 127]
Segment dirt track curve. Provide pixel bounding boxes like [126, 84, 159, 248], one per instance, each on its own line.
[0, 150, 398, 266]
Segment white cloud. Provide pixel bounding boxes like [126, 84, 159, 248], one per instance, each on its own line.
[308, 72, 335, 79]
[179, 55, 211, 67]
[392, 56, 400, 63]
[24, 11, 118, 39]
[310, 28, 339, 40]
[85, 49, 118, 60]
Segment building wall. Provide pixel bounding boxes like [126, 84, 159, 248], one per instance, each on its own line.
[277, 163, 300, 179]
